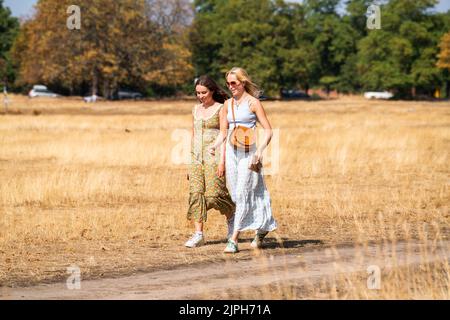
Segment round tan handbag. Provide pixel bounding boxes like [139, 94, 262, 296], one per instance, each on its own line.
[229, 98, 256, 152]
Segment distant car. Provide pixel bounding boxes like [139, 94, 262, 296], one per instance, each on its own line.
[259, 94, 269, 101]
[281, 89, 310, 100]
[29, 85, 59, 98]
[116, 90, 143, 100]
[84, 94, 99, 103]
[364, 91, 393, 100]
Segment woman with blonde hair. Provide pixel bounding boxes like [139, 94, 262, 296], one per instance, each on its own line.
[209, 67, 277, 253]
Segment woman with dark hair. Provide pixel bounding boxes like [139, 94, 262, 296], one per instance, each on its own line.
[185, 75, 236, 248]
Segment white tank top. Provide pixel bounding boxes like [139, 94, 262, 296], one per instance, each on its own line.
[227, 98, 257, 129]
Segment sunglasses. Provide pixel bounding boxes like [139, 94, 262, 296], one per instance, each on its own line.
[226, 81, 241, 87]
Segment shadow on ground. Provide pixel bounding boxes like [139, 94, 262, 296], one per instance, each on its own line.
[206, 238, 324, 249]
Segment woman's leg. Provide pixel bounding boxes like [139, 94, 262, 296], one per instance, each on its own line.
[224, 143, 238, 242]
[186, 163, 207, 247]
[231, 230, 240, 243]
[194, 222, 203, 233]
[231, 151, 255, 239]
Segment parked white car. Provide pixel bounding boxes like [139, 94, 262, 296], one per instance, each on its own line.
[29, 85, 59, 98]
[84, 94, 98, 103]
[364, 91, 393, 100]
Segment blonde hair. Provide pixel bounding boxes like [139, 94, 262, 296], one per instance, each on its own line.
[225, 67, 262, 98]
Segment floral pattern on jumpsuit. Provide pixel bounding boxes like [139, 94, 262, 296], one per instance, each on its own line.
[187, 103, 236, 223]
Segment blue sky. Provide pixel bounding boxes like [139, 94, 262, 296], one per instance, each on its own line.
[4, 0, 450, 17]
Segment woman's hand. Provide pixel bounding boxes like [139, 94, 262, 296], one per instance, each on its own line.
[254, 149, 263, 164]
[208, 146, 216, 156]
[217, 162, 225, 178]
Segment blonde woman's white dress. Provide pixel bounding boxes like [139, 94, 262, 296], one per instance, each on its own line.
[225, 98, 277, 233]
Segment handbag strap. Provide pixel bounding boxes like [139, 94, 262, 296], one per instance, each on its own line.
[231, 98, 236, 125]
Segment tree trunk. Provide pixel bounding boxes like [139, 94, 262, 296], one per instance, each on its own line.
[102, 80, 110, 100]
[111, 79, 118, 100]
[3, 82, 8, 114]
[446, 80, 450, 100]
[92, 69, 98, 96]
[411, 86, 416, 99]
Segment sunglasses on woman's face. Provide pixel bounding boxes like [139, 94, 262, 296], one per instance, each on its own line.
[226, 81, 240, 87]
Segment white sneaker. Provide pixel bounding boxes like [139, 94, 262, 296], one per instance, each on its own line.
[226, 217, 235, 240]
[185, 233, 205, 248]
[224, 239, 239, 253]
[251, 231, 268, 249]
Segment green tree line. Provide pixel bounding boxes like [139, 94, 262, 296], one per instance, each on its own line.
[0, 0, 449, 98]
[191, 0, 450, 98]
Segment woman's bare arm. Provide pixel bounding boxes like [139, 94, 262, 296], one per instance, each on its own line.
[251, 98, 273, 154]
[210, 100, 229, 152]
[188, 109, 195, 180]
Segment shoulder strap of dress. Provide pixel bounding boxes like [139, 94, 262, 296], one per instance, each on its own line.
[193, 104, 200, 118]
[214, 102, 223, 114]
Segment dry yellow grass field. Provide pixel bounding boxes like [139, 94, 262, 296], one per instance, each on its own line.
[0, 94, 449, 298]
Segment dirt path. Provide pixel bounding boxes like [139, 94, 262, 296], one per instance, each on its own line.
[2, 240, 449, 300]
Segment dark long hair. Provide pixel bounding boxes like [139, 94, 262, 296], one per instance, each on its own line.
[195, 75, 229, 104]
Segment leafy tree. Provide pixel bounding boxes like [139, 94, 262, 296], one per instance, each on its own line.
[305, 0, 341, 15]
[437, 32, 450, 70]
[190, 0, 231, 82]
[11, 0, 193, 97]
[356, 0, 448, 97]
[191, 0, 322, 96]
[305, 0, 359, 92]
[0, 0, 19, 87]
[319, 75, 339, 96]
[345, 0, 373, 37]
[437, 31, 450, 98]
[191, 0, 273, 94]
